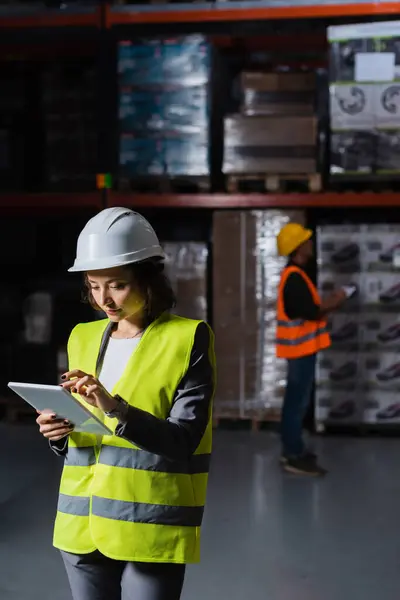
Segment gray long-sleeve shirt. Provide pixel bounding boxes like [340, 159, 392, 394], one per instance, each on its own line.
[51, 322, 214, 461]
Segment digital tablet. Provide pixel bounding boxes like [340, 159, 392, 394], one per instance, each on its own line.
[7, 382, 113, 436]
[342, 285, 357, 299]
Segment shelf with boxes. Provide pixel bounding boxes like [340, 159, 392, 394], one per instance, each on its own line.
[329, 20, 400, 184]
[117, 35, 211, 193]
[223, 71, 322, 194]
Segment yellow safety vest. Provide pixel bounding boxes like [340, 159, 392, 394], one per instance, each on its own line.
[53, 312, 215, 564]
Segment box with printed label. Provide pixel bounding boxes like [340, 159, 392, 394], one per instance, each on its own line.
[330, 131, 376, 175]
[363, 273, 400, 307]
[375, 83, 400, 130]
[328, 312, 361, 351]
[317, 224, 362, 273]
[316, 350, 360, 389]
[360, 351, 400, 391]
[362, 313, 400, 350]
[362, 224, 400, 271]
[376, 131, 400, 174]
[118, 37, 210, 87]
[315, 389, 364, 424]
[363, 390, 400, 423]
[119, 86, 208, 135]
[330, 84, 376, 131]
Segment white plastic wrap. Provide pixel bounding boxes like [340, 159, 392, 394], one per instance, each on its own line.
[213, 209, 306, 422]
[163, 242, 208, 321]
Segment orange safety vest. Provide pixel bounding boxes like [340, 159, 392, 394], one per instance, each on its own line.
[276, 265, 331, 359]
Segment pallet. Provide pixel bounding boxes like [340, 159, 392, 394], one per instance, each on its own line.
[226, 173, 322, 193]
[213, 412, 280, 432]
[0, 396, 36, 424]
[118, 175, 210, 194]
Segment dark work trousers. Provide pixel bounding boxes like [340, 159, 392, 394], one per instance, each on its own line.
[280, 353, 316, 458]
[61, 550, 186, 600]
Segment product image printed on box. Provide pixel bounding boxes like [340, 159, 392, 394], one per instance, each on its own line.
[315, 392, 363, 424]
[328, 312, 361, 351]
[362, 313, 400, 351]
[316, 350, 360, 389]
[363, 224, 400, 271]
[360, 351, 400, 392]
[317, 224, 362, 273]
[364, 390, 400, 423]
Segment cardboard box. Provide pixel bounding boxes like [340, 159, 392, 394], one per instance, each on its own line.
[223, 115, 317, 174]
[328, 312, 361, 351]
[363, 273, 400, 307]
[363, 224, 400, 271]
[362, 313, 400, 351]
[360, 351, 400, 391]
[118, 36, 210, 87]
[317, 224, 362, 273]
[330, 84, 375, 131]
[363, 390, 400, 423]
[224, 115, 316, 147]
[330, 131, 376, 175]
[316, 350, 360, 390]
[240, 72, 315, 116]
[315, 390, 364, 424]
[375, 84, 400, 129]
[241, 72, 316, 92]
[377, 131, 400, 174]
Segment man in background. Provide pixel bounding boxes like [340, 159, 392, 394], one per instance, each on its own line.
[276, 223, 346, 476]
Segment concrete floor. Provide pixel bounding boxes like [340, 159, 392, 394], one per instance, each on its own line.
[1, 424, 400, 600]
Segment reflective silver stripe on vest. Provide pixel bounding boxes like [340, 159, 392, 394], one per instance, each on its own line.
[98, 446, 210, 475]
[65, 447, 97, 467]
[276, 326, 329, 346]
[92, 496, 204, 527]
[58, 494, 90, 517]
[276, 319, 305, 327]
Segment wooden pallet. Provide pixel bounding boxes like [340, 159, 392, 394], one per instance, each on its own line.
[227, 173, 322, 193]
[118, 175, 210, 194]
[0, 396, 36, 424]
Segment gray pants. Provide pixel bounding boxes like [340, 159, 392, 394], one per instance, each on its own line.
[61, 551, 186, 600]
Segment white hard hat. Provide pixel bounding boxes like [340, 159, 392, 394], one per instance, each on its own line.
[68, 207, 164, 272]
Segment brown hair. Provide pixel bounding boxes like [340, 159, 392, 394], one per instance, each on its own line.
[82, 259, 176, 327]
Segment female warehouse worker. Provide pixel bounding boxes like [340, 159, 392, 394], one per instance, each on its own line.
[36, 207, 216, 600]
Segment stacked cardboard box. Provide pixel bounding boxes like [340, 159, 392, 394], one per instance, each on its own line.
[223, 72, 317, 176]
[329, 20, 400, 179]
[118, 36, 210, 179]
[224, 115, 316, 174]
[163, 242, 208, 321]
[316, 224, 400, 427]
[240, 72, 315, 116]
[213, 209, 306, 422]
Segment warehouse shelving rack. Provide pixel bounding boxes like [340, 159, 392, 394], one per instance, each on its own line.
[0, 2, 400, 210]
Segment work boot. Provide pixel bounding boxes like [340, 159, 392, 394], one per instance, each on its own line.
[282, 455, 327, 476]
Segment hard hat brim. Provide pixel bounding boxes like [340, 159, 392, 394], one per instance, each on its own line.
[68, 246, 165, 273]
